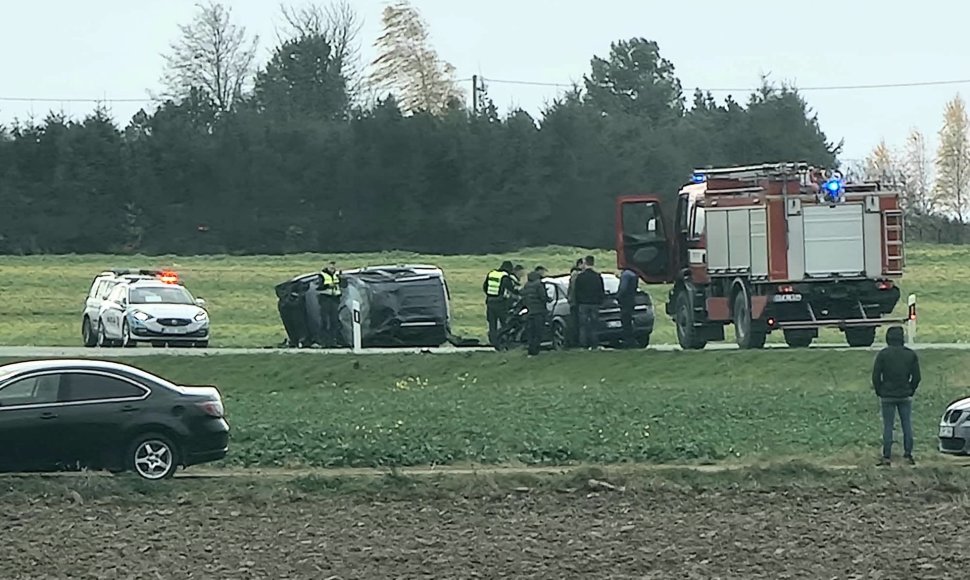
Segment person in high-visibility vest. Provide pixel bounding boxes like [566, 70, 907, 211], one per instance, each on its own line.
[482, 260, 515, 347]
[319, 261, 343, 348]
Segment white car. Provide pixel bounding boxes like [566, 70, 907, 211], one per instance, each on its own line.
[82, 270, 210, 348]
[939, 398, 970, 454]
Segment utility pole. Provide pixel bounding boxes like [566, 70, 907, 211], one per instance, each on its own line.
[472, 75, 479, 115]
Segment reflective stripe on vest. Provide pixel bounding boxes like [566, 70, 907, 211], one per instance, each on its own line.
[321, 272, 341, 297]
[485, 270, 508, 298]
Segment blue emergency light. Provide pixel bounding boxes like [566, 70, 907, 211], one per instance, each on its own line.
[690, 172, 707, 184]
[821, 172, 845, 202]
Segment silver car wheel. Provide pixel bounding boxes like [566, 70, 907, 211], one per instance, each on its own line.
[133, 440, 174, 480]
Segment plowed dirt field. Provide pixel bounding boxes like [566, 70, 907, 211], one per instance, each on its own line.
[1, 483, 966, 579]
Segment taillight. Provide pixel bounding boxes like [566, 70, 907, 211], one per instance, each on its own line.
[876, 280, 894, 290]
[197, 400, 224, 418]
[777, 285, 794, 294]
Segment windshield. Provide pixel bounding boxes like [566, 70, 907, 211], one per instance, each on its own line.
[130, 286, 195, 305]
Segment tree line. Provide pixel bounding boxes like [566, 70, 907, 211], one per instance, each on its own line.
[0, 1, 838, 255]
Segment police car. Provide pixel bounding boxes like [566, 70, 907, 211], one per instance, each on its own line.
[81, 269, 210, 348]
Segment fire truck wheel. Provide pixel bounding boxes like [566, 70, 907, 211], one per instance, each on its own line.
[733, 291, 767, 349]
[845, 327, 876, 348]
[783, 329, 814, 348]
[674, 290, 706, 350]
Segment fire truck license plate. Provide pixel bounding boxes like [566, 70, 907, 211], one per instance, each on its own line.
[772, 294, 802, 303]
[940, 426, 955, 438]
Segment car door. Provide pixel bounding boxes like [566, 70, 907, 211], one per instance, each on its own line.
[616, 196, 677, 284]
[57, 372, 150, 467]
[101, 285, 128, 338]
[0, 373, 67, 471]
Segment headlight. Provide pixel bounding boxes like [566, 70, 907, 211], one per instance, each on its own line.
[194, 311, 208, 322]
[132, 311, 150, 322]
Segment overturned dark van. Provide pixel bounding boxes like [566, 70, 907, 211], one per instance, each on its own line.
[274, 264, 451, 348]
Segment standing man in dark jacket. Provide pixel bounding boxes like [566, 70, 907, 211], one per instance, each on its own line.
[617, 267, 639, 348]
[573, 256, 605, 350]
[521, 270, 551, 356]
[566, 258, 584, 347]
[483, 261, 516, 347]
[872, 326, 921, 465]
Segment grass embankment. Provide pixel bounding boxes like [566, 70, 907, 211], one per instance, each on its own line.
[4, 349, 962, 469]
[0, 244, 967, 347]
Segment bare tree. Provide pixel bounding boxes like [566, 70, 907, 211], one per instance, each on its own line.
[901, 128, 935, 215]
[935, 94, 970, 223]
[368, 0, 464, 115]
[278, 1, 364, 99]
[161, 1, 259, 111]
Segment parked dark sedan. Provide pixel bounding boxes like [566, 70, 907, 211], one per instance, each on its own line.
[0, 359, 229, 480]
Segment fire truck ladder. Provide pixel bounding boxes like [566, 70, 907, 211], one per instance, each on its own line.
[882, 210, 904, 275]
[694, 162, 809, 182]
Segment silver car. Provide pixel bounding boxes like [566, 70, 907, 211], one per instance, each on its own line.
[91, 278, 210, 348]
[939, 398, 970, 454]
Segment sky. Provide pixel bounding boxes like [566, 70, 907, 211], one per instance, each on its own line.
[1, 0, 967, 162]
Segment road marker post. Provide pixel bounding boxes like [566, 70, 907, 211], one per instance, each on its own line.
[351, 300, 363, 354]
[907, 294, 917, 345]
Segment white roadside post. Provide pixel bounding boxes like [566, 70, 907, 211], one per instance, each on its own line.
[351, 300, 363, 353]
[907, 294, 917, 345]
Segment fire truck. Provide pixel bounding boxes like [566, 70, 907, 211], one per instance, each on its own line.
[615, 162, 906, 349]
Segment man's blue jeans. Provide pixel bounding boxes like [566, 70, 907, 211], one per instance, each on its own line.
[880, 397, 914, 459]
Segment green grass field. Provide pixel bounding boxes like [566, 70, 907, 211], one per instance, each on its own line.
[0, 244, 968, 347]
[7, 349, 959, 469]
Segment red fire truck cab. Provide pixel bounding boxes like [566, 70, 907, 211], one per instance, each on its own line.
[616, 162, 905, 349]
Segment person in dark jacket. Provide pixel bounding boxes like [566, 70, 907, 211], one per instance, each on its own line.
[617, 268, 639, 348]
[521, 270, 551, 356]
[566, 258, 584, 346]
[573, 256, 605, 349]
[872, 326, 921, 465]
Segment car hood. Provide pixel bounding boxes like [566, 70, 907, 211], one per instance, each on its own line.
[946, 397, 970, 412]
[130, 303, 205, 319]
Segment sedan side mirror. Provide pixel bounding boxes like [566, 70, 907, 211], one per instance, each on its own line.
[195, 298, 207, 308]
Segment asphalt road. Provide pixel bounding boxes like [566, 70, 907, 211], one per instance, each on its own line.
[0, 342, 966, 357]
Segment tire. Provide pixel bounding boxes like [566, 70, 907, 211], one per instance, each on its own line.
[96, 319, 115, 348]
[674, 290, 706, 350]
[635, 333, 651, 349]
[82, 317, 97, 347]
[551, 321, 567, 351]
[121, 320, 136, 348]
[845, 327, 876, 348]
[733, 291, 766, 349]
[783, 329, 814, 348]
[127, 433, 179, 480]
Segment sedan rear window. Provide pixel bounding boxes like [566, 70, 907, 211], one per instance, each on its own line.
[62, 374, 146, 401]
[131, 287, 194, 305]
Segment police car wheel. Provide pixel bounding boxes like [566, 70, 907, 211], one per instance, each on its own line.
[96, 320, 115, 348]
[82, 318, 97, 347]
[121, 321, 136, 348]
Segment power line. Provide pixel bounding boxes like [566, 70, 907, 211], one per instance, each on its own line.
[472, 76, 970, 93]
[4, 76, 970, 105]
[0, 96, 160, 103]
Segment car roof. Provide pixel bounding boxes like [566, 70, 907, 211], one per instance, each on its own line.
[0, 359, 175, 388]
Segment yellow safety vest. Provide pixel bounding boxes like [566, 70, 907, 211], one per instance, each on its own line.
[321, 272, 342, 297]
[485, 270, 509, 298]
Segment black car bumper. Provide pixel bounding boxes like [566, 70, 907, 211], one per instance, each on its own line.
[182, 420, 229, 466]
